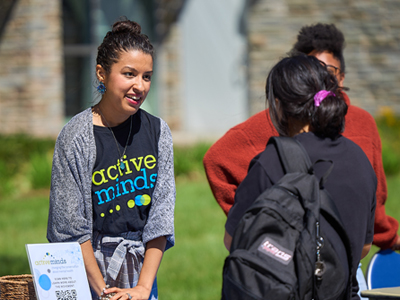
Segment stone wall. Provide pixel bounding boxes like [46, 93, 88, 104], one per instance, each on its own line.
[246, 0, 400, 116]
[1, 0, 399, 139]
[156, 23, 183, 132]
[0, 0, 63, 137]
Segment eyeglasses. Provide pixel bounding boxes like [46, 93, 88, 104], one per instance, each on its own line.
[326, 64, 342, 76]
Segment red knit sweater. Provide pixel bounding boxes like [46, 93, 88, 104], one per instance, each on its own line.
[203, 93, 398, 249]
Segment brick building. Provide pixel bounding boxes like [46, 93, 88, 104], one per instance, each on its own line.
[0, 0, 399, 141]
[0, 0, 63, 137]
[246, 0, 400, 116]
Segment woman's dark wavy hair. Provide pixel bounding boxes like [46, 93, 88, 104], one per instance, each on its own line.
[96, 17, 154, 73]
[266, 54, 347, 139]
[291, 23, 346, 74]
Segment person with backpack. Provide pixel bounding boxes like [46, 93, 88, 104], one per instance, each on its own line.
[204, 23, 399, 296]
[224, 54, 376, 299]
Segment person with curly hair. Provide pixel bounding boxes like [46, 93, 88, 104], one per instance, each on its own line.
[291, 23, 346, 88]
[203, 23, 400, 297]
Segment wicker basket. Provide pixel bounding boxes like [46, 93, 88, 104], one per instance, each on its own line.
[0, 275, 37, 300]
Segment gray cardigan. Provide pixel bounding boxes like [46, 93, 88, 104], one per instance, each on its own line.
[47, 108, 175, 250]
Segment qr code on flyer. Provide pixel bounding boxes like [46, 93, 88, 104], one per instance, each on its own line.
[55, 289, 77, 300]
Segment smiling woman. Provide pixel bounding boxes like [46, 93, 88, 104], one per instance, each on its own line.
[94, 50, 154, 126]
[47, 17, 175, 300]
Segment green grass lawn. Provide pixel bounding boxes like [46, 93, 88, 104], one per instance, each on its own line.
[0, 191, 49, 276]
[157, 176, 227, 299]
[1, 172, 399, 299]
[0, 174, 228, 299]
[360, 173, 400, 273]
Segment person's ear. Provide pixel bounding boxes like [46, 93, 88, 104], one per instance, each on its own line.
[96, 65, 106, 82]
[338, 72, 345, 87]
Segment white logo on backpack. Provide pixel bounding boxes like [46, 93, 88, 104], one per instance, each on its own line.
[258, 237, 293, 265]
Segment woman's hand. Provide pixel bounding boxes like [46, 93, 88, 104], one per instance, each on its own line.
[80, 240, 107, 296]
[105, 285, 151, 300]
[392, 236, 400, 251]
[224, 230, 232, 251]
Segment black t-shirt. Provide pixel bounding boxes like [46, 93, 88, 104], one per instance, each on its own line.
[226, 132, 377, 299]
[92, 109, 160, 235]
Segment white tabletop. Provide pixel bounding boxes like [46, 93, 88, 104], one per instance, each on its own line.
[361, 287, 400, 299]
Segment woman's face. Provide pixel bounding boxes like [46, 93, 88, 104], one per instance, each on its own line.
[309, 50, 345, 87]
[97, 49, 153, 123]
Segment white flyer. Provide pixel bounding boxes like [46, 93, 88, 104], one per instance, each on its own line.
[26, 242, 91, 300]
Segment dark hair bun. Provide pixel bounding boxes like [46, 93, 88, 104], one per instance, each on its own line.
[311, 92, 347, 139]
[294, 23, 345, 55]
[96, 17, 154, 74]
[112, 19, 141, 35]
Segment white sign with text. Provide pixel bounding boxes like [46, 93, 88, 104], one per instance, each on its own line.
[26, 242, 91, 300]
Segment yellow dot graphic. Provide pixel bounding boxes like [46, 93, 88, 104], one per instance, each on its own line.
[128, 199, 135, 208]
[142, 194, 151, 205]
[135, 194, 152, 206]
[109, 209, 113, 213]
[116, 205, 121, 211]
[101, 213, 105, 217]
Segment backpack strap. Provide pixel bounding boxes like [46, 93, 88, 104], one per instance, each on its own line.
[269, 136, 350, 244]
[269, 136, 353, 299]
[320, 192, 353, 300]
[268, 137, 335, 188]
[314, 159, 334, 189]
[267, 136, 312, 174]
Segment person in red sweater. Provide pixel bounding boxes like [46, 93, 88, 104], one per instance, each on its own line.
[203, 23, 400, 250]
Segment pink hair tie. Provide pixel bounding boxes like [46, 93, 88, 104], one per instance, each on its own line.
[314, 90, 336, 107]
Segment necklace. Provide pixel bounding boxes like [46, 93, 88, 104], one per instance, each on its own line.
[97, 107, 132, 170]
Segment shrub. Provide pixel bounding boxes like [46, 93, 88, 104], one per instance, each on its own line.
[376, 107, 400, 176]
[0, 160, 14, 196]
[29, 152, 53, 190]
[1, 113, 399, 197]
[173, 142, 212, 179]
[0, 134, 55, 197]
[0, 134, 214, 197]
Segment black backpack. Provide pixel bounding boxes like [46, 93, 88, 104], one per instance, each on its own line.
[222, 136, 353, 300]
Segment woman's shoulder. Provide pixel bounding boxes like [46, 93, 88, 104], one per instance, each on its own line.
[138, 109, 171, 134]
[345, 104, 378, 135]
[138, 109, 160, 123]
[56, 108, 93, 146]
[338, 134, 371, 155]
[328, 135, 376, 179]
[296, 133, 372, 165]
[252, 139, 281, 172]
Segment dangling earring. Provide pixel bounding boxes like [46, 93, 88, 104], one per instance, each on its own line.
[97, 82, 106, 94]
